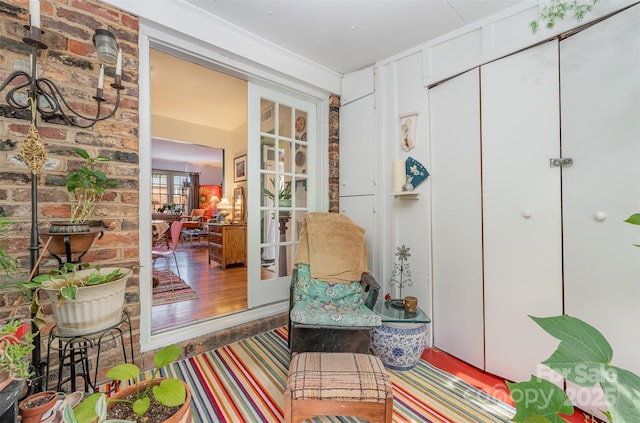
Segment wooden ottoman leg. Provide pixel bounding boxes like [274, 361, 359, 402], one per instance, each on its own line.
[283, 386, 292, 423]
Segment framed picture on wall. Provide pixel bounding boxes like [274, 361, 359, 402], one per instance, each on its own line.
[234, 154, 247, 182]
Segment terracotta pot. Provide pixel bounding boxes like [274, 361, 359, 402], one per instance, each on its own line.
[39, 229, 103, 257]
[18, 391, 58, 423]
[109, 379, 192, 423]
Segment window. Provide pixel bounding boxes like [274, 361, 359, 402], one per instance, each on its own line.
[151, 170, 191, 214]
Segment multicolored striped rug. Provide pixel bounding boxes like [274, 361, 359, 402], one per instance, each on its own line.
[110, 327, 514, 422]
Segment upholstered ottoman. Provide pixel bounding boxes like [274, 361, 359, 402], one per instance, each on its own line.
[284, 352, 393, 423]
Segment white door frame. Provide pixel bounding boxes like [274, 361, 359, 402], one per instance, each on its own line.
[137, 22, 330, 352]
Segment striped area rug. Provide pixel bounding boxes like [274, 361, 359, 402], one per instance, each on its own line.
[109, 327, 514, 422]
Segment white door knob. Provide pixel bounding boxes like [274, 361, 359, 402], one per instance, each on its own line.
[594, 212, 606, 222]
[522, 210, 532, 218]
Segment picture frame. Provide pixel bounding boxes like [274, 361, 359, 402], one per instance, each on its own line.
[234, 154, 247, 182]
[233, 187, 244, 222]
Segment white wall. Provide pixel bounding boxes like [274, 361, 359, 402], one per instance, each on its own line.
[376, 50, 430, 318]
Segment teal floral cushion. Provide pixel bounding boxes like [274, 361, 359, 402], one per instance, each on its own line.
[290, 301, 381, 327]
[291, 264, 381, 327]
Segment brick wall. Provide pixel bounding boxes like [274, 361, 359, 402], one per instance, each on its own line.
[0, 0, 142, 387]
[328, 94, 340, 213]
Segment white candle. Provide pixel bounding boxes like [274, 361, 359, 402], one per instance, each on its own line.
[98, 65, 104, 89]
[29, 0, 40, 28]
[392, 160, 405, 193]
[115, 49, 122, 76]
[29, 54, 33, 76]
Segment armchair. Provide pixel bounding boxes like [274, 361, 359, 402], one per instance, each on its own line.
[181, 208, 208, 230]
[288, 264, 381, 353]
[288, 212, 381, 354]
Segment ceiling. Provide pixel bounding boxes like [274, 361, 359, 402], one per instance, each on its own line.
[182, 0, 534, 74]
[152, 0, 534, 164]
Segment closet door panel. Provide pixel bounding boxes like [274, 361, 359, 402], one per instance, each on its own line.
[430, 69, 484, 369]
[481, 40, 563, 382]
[562, 2, 640, 387]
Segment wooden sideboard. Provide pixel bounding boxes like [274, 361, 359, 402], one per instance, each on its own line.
[207, 223, 246, 270]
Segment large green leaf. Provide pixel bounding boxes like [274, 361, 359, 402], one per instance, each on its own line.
[599, 365, 640, 422]
[532, 315, 612, 387]
[154, 345, 181, 368]
[133, 397, 151, 416]
[153, 378, 186, 407]
[508, 376, 573, 422]
[624, 213, 640, 226]
[73, 393, 102, 423]
[106, 363, 140, 382]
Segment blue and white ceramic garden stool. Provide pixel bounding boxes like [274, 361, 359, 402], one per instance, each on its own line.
[371, 299, 431, 371]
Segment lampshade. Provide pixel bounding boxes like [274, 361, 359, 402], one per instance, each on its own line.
[211, 195, 220, 204]
[217, 198, 232, 223]
[217, 198, 232, 210]
[93, 29, 118, 64]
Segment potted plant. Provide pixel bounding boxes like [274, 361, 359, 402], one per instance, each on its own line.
[67, 344, 192, 423]
[0, 318, 36, 392]
[42, 148, 118, 264]
[18, 390, 58, 423]
[262, 177, 292, 207]
[23, 263, 132, 336]
[58, 147, 119, 230]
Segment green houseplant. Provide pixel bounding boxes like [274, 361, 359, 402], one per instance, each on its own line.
[66, 344, 191, 423]
[262, 177, 292, 207]
[0, 318, 36, 392]
[23, 263, 132, 335]
[507, 315, 640, 422]
[530, 0, 600, 33]
[63, 148, 119, 226]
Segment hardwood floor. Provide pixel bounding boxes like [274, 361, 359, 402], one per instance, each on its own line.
[151, 238, 248, 333]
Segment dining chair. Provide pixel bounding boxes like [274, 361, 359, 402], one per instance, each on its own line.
[151, 221, 183, 291]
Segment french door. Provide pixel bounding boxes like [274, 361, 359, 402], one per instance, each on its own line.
[247, 84, 316, 307]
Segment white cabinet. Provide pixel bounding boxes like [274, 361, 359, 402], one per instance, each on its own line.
[339, 68, 377, 273]
[430, 69, 484, 369]
[339, 93, 375, 196]
[429, 5, 640, 388]
[561, 5, 640, 414]
[481, 40, 563, 382]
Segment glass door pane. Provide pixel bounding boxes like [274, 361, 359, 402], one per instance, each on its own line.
[248, 84, 315, 307]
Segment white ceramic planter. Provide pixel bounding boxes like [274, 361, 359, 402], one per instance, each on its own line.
[43, 267, 131, 336]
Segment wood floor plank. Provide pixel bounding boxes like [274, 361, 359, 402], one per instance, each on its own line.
[151, 241, 248, 333]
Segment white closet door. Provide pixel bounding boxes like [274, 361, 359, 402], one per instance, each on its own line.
[562, 4, 640, 411]
[482, 40, 563, 382]
[429, 69, 484, 369]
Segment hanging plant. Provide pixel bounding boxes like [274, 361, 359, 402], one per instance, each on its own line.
[530, 0, 600, 33]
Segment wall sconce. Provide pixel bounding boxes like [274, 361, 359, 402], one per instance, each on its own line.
[1, 5, 124, 128]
